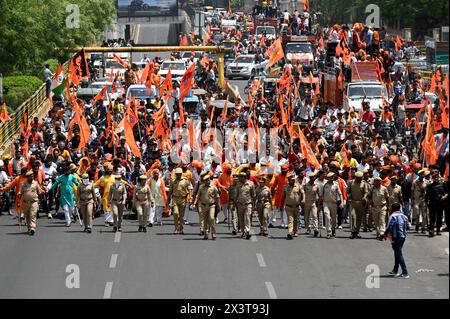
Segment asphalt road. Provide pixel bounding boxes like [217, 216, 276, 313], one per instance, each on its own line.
[1, 61, 447, 299]
[0, 208, 448, 299]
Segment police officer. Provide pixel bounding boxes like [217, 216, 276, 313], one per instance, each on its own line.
[370, 176, 390, 240]
[228, 173, 240, 235]
[194, 174, 220, 240]
[18, 171, 45, 235]
[425, 171, 448, 237]
[321, 172, 343, 239]
[191, 171, 209, 236]
[235, 172, 256, 240]
[348, 171, 369, 239]
[169, 167, 191, 235]
[77, 173, 97, 233]
[133, 175, 153, 233]
[282, 173, 304, 240]
[388, 175, 403, 207]
[412, 169, 429, 233]
[302, 172, 320, 236]
[108, 175, 127, 233]
[256, 175, 272, 236]
[362, 169, 373, 232]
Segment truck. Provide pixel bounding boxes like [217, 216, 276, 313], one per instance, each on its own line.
[322, 61, 390, 114]
[282, 35, 317, 73]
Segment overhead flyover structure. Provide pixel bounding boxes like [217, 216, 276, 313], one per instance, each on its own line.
[67, 46, 229, 88]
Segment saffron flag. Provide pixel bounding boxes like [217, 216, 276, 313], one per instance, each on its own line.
[0, 102, 11, 122]
[180, 34, 188, 46]
[113, 53, 129, 68]
[298, 129, 321, 169]
[265, 38, 284, 69]
[92, 86, 107, 101]
[69, 49, 90, 86]
[124, 113, 141, 158]
[179, 63, 196, 105]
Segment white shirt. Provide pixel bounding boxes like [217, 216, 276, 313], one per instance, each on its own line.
[0, 171, 10, 185]
[357, 163, 369, 172]
[42, 163, 58, 179]
[149, 178, 166, 207]
[283, 12, 290, 20]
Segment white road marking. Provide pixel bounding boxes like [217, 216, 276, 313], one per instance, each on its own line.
[103, 282, 113, 299]
[256, 253, 266, 267]
[114, 232, 121, 243]
[265, 281, 277, 299]
[109, 254, 118, 269]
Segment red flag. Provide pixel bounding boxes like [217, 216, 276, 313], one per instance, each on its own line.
[0, 102, 11, 122]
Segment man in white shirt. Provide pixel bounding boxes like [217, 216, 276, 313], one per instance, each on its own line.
[236, 140, 252, 165]
[148, 170, 167, 225]
[373, 138, 389, 159]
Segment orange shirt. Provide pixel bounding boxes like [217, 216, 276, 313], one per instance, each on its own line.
[218, 173, 233, 204]
[1, 175, 28, 211]
[381, 111, 393, 121]
[270, 173, 288, 207]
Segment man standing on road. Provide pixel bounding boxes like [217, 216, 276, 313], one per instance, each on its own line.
[302, 172, 320, 237]
[169, 168, 191, 234]
[194, 174, 220, 240]
[384, 203, 410, 279]
[235, 172, 256, 240]
[50, 166, 79, 227]
[108, 175, 127, 233]
[133, 175, 153, 233]
[370, 177, 390, 240]
[77, 173, 97, 233]
[412, 170, 429, 233]
[255, 175, 271, 237]
[425, 171, 448, 237]
[321, 172, 343, 239]
[348, 171, 369, 239]
[17, 171, 45, 235]
[282, 173, 304, 240]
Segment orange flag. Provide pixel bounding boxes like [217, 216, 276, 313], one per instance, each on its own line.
[124, 113, 141, 158]
[259, 35, 266, 47]
[337, 69, 344, 90]
[69, 48, 90, 86]
[265, 38, 284, 69]
[422, 103, 438, 164]
[220, 97, 229, 126]
[441, 100, 449, 128]
[309, 71, 314, 85]
[0, 102, 11, 122]
[160, 68, 173, 102]
[429, 74, 436, 93]
[92, 86, 107, 102]
[298, 129, 321, 169]
[141, 62, 154, 84]
[278, 96, 288, 127]
[113, 53, 129, 68]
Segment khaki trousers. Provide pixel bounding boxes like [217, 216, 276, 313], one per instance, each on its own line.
[173, 201, 186, 232]
[237, 203, 252, 234]
[304, 202, 317, 230]
[112, 202, 125, 227]
[351, 202, 365, 233]
[135, 202, 149, 227]
[79, 202, 93, 228]
[413, 202, 428, 227]
[201, 204, 216, 236]
[323, 202, 337, 234]
[257, 204, 269, 233]
[24, 201, 38, 231]
[286, 206, 299, 235]
[371, 206, 387, 236]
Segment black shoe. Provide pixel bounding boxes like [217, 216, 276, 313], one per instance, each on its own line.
[232, 230, 237, 235]
[143, 227, 147, 233]
[240, 233, 245, 238]
[138, 226, 143, 232]
[148, 223, 153, 227]
[200, 231, 204, 236]
[362, 227, 368, 232]
[313, 230, 319, 237]
[86, 228, 92, 233]
[326, 234, 331, 239]
[287, 234, 293, 240]
[29, 229, 35, 236]
[350, 232, 356, 239]
[429, 232, 434, 237]
[245, 233, 251, 240]
[331, 231, 336, 237]
[421, 228, 426, 234]
[117, 227, 122, 232]
[355, 234, 362, 239]
[113, 227, 118, 233]
[415, 224, 419, 232]
[268, 224, 274, 228]
[306, 229, 311, 234]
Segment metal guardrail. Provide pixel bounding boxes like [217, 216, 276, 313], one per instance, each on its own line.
[0, 82, 49, 155]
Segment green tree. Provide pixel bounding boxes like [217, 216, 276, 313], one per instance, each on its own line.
[0, 0, 116, 76]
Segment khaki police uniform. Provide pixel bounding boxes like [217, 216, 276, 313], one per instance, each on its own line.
[108, 182, 127, 228]
[235, 180, 256, 235]
[19, 180, 40, 232]
[256, 183, 271, 235]
[322, 180, 342, 236]
[77, 182, 96, 229]
[192, 173, 207, 234]
[370, 184, 390, 237]
[197, 179, 220, 238]
[169, 176, 191, 233]
[283, 183, 303, 236]
[133, 183, 153, 227]
[348, 177, 369, 234]
[301, 182, 319, 231]
[228, 180, 239, 233]
[412, 178, 429, 229]
[363, 177, 374, 229]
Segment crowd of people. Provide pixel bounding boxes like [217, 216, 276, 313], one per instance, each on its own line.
[0, 5, 448, 253]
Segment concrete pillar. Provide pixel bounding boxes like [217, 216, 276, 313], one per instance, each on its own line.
[432, 28, 440, 42]
[403, 28, 412, 42]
